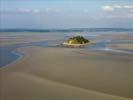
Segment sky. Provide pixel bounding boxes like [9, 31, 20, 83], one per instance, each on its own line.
[0, 0, 133, 29]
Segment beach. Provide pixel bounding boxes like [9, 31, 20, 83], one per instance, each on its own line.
[0, 32, 133, 100]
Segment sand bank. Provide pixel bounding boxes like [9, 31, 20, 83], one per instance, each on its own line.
[1, 47, 133, 100]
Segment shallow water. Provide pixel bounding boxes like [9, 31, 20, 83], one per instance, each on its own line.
[0, 41, 49, 67]
[0, 38, 133, 67]
[1, 31, 133, 67]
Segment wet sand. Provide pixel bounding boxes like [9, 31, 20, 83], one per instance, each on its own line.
[0, 32, 133, 100]
[0, 46, 133, 100]
[0, 32, 65, 46]
[109, 44, 133, 51]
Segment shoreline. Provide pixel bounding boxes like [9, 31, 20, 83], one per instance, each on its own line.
[0, 48, 24, 69]
[62, 42, 91, 47]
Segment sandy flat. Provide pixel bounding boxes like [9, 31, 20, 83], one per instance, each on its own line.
[109, 44, 133, 51]
[0, 46, 133, 100]
[97, 33, 133, 41]
[0, 32, 64, 46]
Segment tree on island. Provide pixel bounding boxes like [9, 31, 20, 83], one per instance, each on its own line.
[66, 36, 90, 44]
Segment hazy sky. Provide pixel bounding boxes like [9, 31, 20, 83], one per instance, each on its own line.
[0, 0, 133, 29]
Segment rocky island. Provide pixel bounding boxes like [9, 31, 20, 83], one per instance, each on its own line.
[62, 36, 90, 47]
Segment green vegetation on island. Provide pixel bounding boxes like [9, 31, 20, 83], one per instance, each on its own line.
[62, 36, 90, 47]
[66, 36, 90, 44]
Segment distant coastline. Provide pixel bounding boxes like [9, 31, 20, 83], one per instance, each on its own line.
[0, 28, 133, 32]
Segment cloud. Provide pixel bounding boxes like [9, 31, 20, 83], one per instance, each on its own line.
[102, 4, 133, 12]
[33, 9, 40, 13]
[123, 5, 133, 9]
[37, 8, 61, 14]
[1, 8, 62, 15]
[102, 4, 133, 19]
[127, 13, 133, 18]
[102, 6, 114, 12]
[18, 8, 40, 13]
[113, 5, 122, 9]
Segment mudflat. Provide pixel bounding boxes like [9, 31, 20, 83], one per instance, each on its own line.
[1, 46, 133, 100]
